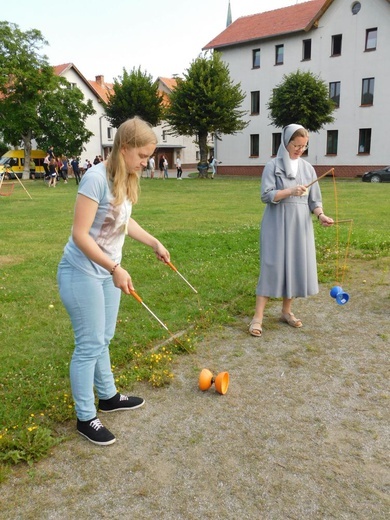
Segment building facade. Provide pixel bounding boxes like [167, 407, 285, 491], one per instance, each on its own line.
[204, 0, 390, 177]
[153, 77, 202, 170]
[54, 65, 201, 170]
[54, 64, 116, 163]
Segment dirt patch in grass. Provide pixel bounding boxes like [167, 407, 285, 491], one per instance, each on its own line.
[0, 255, 24, 268]
[1, 260, 389, 519]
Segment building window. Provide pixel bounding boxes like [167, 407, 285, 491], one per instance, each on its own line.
[329, 81, 341, 107]
[252, 49, 260, 68]
[162, 130, 167, 142]
[275, 44, 284, 65]
[361, 78, 375, 105]
[302, 39, 311, 61]
[327, 130, 338, 155]
[250, 134, 259, 157]
[272, 133, 281, 156]
[365, 28, 377, 51]
[331, 34, 342, 56]
[251, 91, 260, 115]
[107, 127, 113, 140]
[358, 129, 371, 154]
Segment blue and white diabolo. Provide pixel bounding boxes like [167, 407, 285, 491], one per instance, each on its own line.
[330, 286, 349, 305]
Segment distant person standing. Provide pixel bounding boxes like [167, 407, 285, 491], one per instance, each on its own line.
[48, 158, 57, 187]
[209, 156, 221, 179]
[29, 158, 36, 180]
[163, 156, 169, 179]
[71, 157, 81, 184]
[47, 146, 54, 159]
[158, 155, 165, 179]
[149, 155, 155, 179]
[43, 153, 50, 179]
[60, 157, 69, 183]
[81, 159, 89, 175]
[144, 158, 151, 178]
[176, 156, 182, 180]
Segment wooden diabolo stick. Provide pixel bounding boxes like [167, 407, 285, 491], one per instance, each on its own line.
[333, 219, 354, 224]
[306, 168, 334, 189]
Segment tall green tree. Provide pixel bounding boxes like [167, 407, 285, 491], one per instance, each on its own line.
[0, 21, 95, 178]
[37, 78, 95, 158]
[267, 70, 335, 132]
[104, 67, 163, 128]
[165, 52, 248, 166]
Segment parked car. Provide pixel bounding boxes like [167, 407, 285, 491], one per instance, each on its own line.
[361, 166, 390, 183]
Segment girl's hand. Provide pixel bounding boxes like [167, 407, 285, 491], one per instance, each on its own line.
[112, 266, 134, 294]
[154, 241, 170, 263]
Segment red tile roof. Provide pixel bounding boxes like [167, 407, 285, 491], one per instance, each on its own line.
[53, 63, 113, 103]
[88, 77, 114, 104]
[159, 77, 177, 91]
[158, 77, 178, 107]
[203, 0, 332, 50]
[54, 65, 173, 105]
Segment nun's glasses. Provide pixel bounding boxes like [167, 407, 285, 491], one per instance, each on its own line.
[290, 143, 308, 151]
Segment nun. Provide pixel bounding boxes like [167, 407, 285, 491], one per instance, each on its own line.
[249, 124, 334, 337]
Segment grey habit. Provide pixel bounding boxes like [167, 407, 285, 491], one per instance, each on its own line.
[256, 125, 323, 298]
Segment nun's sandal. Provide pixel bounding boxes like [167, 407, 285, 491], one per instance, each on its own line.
[249, 319, 262, 337]
[280, 312, 303, 328]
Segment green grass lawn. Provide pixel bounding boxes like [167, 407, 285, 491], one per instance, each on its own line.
[0, 175, 389, 468]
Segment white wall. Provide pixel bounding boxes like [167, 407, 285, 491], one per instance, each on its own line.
[59, 68, 113, 162]
[216, 0, 390, 170]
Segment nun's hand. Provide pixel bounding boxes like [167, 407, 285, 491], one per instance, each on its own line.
[290, 185, 307, 197]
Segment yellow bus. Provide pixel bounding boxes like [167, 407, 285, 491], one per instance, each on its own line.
[0, 149, 46, 179]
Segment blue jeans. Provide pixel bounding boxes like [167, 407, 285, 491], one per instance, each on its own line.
[57, 259, 121, 421]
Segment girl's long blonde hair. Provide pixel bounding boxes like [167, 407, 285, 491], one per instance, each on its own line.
[106, 117, 157, 205]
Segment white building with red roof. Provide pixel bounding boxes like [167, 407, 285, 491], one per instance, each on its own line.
[54, 63, 115, 163]
[203, 0, 390, 177]
[54, 65, 200, 170]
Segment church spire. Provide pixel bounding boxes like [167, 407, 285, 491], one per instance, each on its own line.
[226, 0, 232, 27]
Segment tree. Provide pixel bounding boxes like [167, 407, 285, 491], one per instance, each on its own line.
[267, 70, 335, 132]
[164, 52, 248, 167]
[37, 78, 95, 158]
[104, 67, 163, 128]
[0, 22, 95, 178]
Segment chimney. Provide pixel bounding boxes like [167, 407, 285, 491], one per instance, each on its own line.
[95, 75, 104, 86]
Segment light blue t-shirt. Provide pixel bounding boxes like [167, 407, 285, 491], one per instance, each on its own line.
[62, 162, 132, 278]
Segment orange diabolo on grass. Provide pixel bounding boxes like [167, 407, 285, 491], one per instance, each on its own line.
[198, 368, 230, 395]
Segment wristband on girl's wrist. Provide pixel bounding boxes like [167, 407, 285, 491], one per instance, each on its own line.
[110, 263, 120, 275]
[317, 212, 324, 220]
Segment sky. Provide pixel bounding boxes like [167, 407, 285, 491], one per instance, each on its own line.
[2, 0, 301, 83]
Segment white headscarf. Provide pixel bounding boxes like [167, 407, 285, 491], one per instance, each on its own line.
[277, 124, 305, 179]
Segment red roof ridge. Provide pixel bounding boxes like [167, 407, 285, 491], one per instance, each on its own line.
[53, 62, 114, 103]
[203, 0, 332, 50]
[158, 77, 178, 91]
